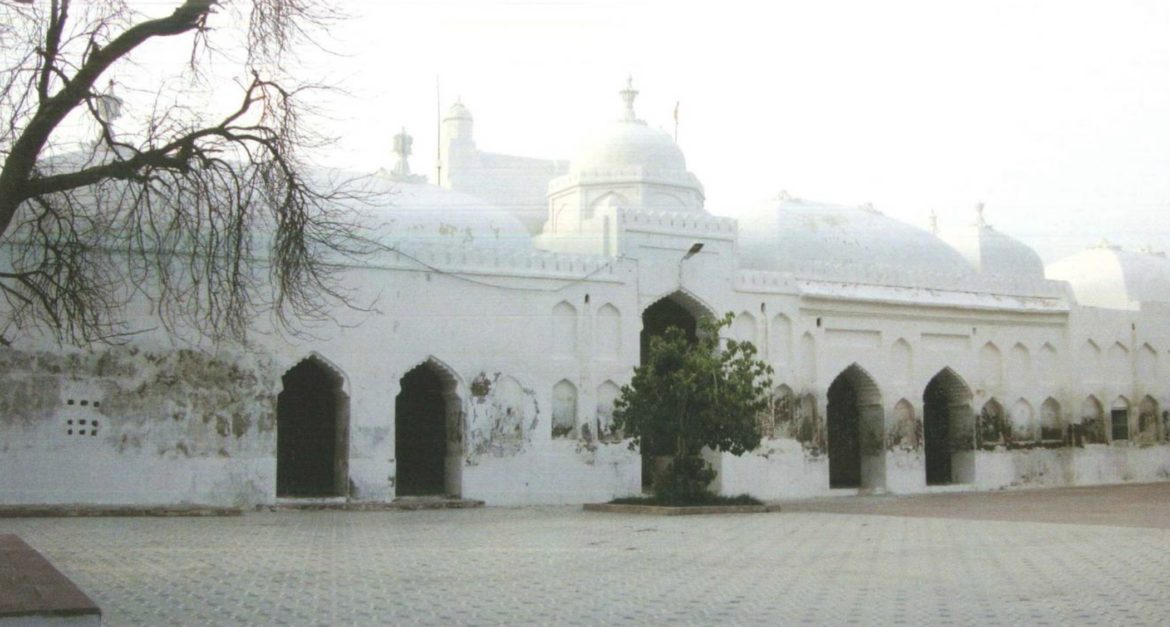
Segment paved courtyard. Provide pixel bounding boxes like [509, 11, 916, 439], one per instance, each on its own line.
[3, 484, 1170, 625]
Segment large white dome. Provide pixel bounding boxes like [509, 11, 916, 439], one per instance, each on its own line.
[1046, 244, 1170, 309]
[358, 178, 533, 250]
[738, 196, 975, 278]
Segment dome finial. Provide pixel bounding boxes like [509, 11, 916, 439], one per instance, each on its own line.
[974, 201, 986, 227]
[928, 210, 939, 234]
[619, 75, 639, 122]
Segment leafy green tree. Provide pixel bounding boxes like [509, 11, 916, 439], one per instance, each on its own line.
[613, 312, 773, 501]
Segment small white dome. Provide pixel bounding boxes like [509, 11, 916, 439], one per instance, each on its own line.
[738, 196, 975, 277]
[942, 224, 1045, 278]
[1046, 245, 1170, 309]
[444, 100, 472, 122]
[571, 120, 687, 176]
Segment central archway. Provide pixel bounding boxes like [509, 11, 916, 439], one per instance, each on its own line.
[827, 364, 884, 490]
[639, 292, 710, 490]
[395, 360, 462, 497]
[923, 368, 975, 485]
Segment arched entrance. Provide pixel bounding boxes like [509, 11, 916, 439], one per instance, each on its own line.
[395, 361, 461, 496]
[639, 292, 707, 489]
[827, 365, 884, 490]
[277, 357, 349, 498]
[923, 368, 975, 485]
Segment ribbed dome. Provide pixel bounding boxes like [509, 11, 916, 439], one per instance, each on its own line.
[738, 196, 975, 277]
[571, 119, 687, 176]
[1046, 244, 1170, 309]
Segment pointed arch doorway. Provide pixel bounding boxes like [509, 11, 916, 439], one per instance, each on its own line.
[276, 357, 349, 498]
[923, 368, 975, 485]
[827, 364, 885, 490]
[639, 292, 709, 490]
[395, 360, 463, 497]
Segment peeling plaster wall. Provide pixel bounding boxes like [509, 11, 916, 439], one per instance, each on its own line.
[0, 346, 277, 506]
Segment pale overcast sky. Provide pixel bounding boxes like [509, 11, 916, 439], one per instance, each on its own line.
[107, 1, 1170, 262]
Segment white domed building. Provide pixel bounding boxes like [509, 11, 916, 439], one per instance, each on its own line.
[1, 79, 1167, 507]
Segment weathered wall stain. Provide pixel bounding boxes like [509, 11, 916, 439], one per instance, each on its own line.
[758, 391, 825, 457]
[0, 346, 277, 460]
[465, 372, 539, 461]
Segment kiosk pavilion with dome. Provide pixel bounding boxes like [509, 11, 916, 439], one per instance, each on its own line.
[2, 79, 1168, 506]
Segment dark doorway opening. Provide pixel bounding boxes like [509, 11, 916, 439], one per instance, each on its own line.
[639, 295, 700, 489]
[396, 364, 448, 496]
[640, 297, 698, 361]
[277, 359, 346, 497]
[923, 377, 952, 485]
[827, 374, 862, 488]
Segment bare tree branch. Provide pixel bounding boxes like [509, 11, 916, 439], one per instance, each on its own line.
[0, 0, 379, 346]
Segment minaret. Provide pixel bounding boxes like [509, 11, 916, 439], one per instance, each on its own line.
[619, 75, 643, 123]
[440, 98, 475, 188]
[94, 79, 123, 143]
[388, 127, 424, 183]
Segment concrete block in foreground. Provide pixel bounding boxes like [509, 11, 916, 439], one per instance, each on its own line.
[0, 534, 100, 626]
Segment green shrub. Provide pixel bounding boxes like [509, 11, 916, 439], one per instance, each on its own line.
[613, 312, 773, 503]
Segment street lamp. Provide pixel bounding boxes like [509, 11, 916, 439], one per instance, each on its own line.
[678, 242, 704, 287]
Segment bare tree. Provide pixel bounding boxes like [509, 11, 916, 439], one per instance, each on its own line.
[0, 0, 376, 346]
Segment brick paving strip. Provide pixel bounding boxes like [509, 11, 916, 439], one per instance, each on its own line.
[779, 482, 1170, 529]
[0, 505, 241, 518]
[0, 534, 101, 625]
[584, 503, 783, 515]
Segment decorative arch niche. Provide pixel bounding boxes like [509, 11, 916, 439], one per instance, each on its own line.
[595, 381, 621, 441]
[596, 304, 622, 357]
[979, 342, 1003, 389]
[1037, 344, 1058, 384]
[1007, 344, 1031, 384]
[978, 399, 1006, 449]
[1040, 397, 1063, 443]
[553, 301, 578, 354]
[770, 314, 792, 366]
[552, 379, 578, 439]
[1010, 399, 1035, 444]
[732, 312, 756, 345]
[1079, 396, 1106, 444]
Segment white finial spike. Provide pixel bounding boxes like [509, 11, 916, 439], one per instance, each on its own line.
[619, 75, 639, 122]
[975, 201, 986, 227]
[928, 210, 939, 234]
